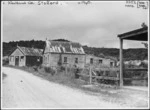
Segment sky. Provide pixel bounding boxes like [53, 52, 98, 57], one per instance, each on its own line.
[2, 1, 149, 49]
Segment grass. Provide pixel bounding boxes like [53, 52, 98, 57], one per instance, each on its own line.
[3, 65, 148, 108]
[3, 65, 148, 96]
[3, 65, 119, 94]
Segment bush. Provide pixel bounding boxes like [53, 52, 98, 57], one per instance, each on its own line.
[33, 66, 38, 71]
[2, 72, 7, 79]
[123, 79, 132, 85]
[44, 67, 55, 75]
[38, 65, 42, 69]
[123, 71, 133, 78]
[96, 70, 104, 76]
[74, 68, 80, 79]
[60, 66, 65, 71]
[3, 59, 9, 65]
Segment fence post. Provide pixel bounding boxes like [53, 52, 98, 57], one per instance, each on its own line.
[55, 66, 57, 74]
[89, 65, 92, 84]
[117, 70, 119, 86]
[66, 64, 67, 75]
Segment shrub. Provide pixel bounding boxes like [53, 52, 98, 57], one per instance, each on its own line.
[139, 62, 148, 68]
[2, 72, 7, 79]
[33, 66, 38, 71]
[44, 67, 55, 75]
[38, 65, 42, 69]
[60, 66, 65, 71]
[109, 71, 118, 77]
[123, 71, 133, 78]
[74, 68, 80, 79]
[123, 79, 132, 85]
[3, 59, 9, 65]
[96, 70, 105, 76]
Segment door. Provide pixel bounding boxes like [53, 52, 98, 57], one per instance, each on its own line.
[15, 56, 19, 66]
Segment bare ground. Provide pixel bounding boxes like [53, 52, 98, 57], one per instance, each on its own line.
[2, 67, 149, 109]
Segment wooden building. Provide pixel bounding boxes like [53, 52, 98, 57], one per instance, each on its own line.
[9, 46, 43, 66]
[43, 40, 86, 68]
[85, 54, 116, 67]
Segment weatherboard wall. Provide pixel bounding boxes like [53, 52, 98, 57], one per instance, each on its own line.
[43, 53, 85, 68]
[85, 55, 115, 67]
[9, 48, 26, 66]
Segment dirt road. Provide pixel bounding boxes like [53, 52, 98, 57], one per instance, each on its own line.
[1, 67, 147, 109]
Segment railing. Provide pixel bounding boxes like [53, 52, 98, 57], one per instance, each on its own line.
[77, 66, 120, 86]
[125, 68, 148, 71]
[77, 67, 148, 86]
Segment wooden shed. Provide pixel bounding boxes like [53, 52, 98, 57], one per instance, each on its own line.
[9, 46, 43, 66]
[43, 40, 86, 68]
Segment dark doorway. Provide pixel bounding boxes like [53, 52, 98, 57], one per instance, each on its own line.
[15, 56, 19, 66]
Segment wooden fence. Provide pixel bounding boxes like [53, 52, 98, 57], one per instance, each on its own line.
[76, 65, 120, 86]
[76, 66, 148, 86]
[47, 65, 148, 86]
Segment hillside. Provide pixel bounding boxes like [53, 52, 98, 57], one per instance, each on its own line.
[3, 39, 148, 61]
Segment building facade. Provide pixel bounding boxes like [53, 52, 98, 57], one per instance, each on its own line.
[85, 54, 116, 67]
[43, 40, 86, 68]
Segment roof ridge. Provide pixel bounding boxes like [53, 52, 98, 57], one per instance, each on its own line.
[49, 40, 81, 44]
[17, 46, 42, 50]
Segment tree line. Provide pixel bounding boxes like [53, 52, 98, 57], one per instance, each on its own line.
[3, 39, 148, 61]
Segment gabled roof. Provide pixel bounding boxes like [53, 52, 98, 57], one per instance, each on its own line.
[18, 46, 43, 56]
[9, 46, 43, 56]
[45, 40, 85, 54]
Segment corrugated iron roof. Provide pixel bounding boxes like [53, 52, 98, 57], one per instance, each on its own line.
[46, 40, 85, 54]
[18, 46, 43, 56]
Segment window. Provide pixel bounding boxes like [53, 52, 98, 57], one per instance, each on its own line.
[75, 58, 78, 64]
[99, 59, 102, 64]
[64, 57, 67, 63]
[110, 62, 113, 67]
[12, 56, 14, 61]
[21, 56, 24, 61]
[90, 58, 93, 64]
[37, 57, 40, 62]
[10, 56, 14, 61]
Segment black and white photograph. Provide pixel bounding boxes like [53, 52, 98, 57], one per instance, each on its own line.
[1, 0, 149, 109]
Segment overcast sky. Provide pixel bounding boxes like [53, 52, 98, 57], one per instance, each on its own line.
[2, 1, 148, 49]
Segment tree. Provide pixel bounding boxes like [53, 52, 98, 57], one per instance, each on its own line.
[142, 42, 148, 49]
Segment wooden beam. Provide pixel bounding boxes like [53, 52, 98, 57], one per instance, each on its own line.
[120, 38, 123, 87]
[119, 29, 147, 39]
[78, 73, 119, 80]
[125, 68, 148, 71]
[89, 65, 92, 84]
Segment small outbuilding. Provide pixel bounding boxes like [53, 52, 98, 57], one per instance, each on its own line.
[9, 46, 43, 66]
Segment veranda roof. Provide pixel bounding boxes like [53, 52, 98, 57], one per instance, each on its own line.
[118, 27, 148, 41]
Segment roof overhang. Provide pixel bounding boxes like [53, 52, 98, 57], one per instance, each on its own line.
[118, 27, 148, 41]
